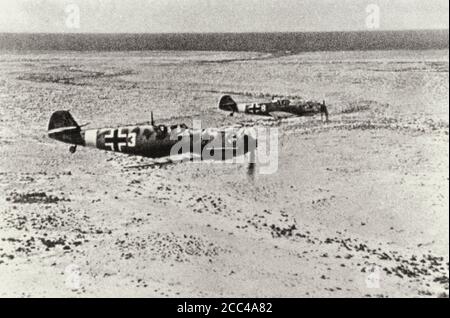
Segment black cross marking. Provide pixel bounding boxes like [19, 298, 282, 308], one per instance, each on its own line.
[104, 129, 128, 151]
[247, 104, 261, 114]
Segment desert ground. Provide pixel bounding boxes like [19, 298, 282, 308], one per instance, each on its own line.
[0, 49, 448, 297]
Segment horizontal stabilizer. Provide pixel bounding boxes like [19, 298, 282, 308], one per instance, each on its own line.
[48, 125, 80, 134]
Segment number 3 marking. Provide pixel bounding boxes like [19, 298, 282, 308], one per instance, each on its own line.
[128, 132, 137, 147]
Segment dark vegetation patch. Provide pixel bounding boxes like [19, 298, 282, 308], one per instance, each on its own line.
[6, 191, 70, 204]
[205, 89, 304, 100]
[16, 68, 134, 85]
[287, 117, 449, 136]
[340, 101, 372, 114]
[115, 232, 228, 262]
[0, 234, 86, 259]
[323, 236, 449, 291]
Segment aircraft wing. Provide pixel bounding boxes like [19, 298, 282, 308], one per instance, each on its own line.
[268, 111, 297, 120]
[124, 153, 202, 169]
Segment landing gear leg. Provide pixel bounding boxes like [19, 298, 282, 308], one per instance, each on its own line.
[69, 145, 77, 154]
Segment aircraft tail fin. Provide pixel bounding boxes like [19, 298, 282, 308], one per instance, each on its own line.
[218, 95, 238, 113]
[48, 111, 84, 145]
[48, 110, 80, 133]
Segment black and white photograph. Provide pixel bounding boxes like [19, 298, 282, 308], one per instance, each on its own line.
[0, 0, 448, 300]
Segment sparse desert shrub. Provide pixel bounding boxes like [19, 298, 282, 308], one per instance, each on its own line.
[340, 102, 371, 114]
[7, 191, 70, 204]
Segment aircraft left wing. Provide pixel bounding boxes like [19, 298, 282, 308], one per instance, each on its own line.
[268, 111, 296, 120]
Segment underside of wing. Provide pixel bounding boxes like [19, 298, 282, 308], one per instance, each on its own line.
[268, 111, 296, 120]
[124, 153, 201, 169]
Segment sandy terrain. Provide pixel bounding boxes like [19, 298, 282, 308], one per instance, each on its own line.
[0, 49, 448, 297]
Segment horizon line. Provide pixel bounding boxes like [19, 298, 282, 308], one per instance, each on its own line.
[0, 28, 448, 36]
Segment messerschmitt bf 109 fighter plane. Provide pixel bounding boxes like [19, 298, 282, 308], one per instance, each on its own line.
[218, 95, 329, 121]
[48, 111, 257, 165]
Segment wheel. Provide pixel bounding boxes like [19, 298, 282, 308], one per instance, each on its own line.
[69, 145, 77, 154]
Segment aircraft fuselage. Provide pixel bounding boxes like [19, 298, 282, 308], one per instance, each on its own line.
[48, 111, 257, 160]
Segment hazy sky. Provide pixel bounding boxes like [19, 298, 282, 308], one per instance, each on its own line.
[0, 0, 448, 33]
